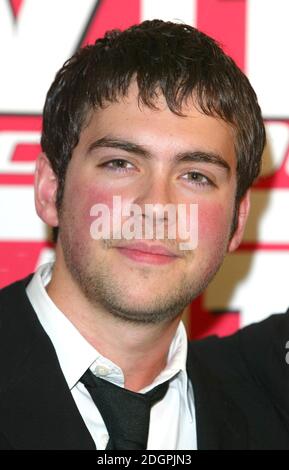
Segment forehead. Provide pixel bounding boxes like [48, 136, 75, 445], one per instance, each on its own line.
[79, 83, 236, 166]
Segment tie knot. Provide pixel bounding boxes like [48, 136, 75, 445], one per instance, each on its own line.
[80, 368, 170, 450]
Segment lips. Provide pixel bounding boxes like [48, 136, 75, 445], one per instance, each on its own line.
[115, 242, 179, 265]
[116, 242, 178, 257]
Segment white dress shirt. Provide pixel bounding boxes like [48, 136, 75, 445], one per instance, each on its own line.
[26, 263, 197, 450]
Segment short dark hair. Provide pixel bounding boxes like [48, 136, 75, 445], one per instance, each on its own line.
[41, 19, 265, 225]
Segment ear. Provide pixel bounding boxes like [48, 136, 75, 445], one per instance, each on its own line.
[228, 190, 251, 253]
[34, 153, 59, 227]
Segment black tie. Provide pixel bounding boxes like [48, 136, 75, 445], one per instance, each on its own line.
[80, 368, 170, 450]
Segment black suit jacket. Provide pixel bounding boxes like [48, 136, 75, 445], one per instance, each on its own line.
[0, 276, 288, 449]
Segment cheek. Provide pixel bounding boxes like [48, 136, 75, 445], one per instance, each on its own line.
[62, 180, 114, 237]
[197, 200, 234, 246]
[81, 185, 117, 235]
[68, 181, 134, 239]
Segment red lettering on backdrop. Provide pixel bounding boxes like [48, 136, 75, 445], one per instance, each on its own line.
[0, 242, 54, 288]
[239, 119, 289, 252]
[255, 120, 289, 190]
[82, 0, 140, 46]
[0, 115, 41, 185]
[197, 0, 247, 70]
[12, 143, 41, 163]
[8, 0, 24, 20]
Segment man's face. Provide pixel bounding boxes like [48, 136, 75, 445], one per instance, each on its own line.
[52, 85, 247, 325]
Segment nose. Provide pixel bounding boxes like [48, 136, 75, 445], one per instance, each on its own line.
[133, 170, 173, 222]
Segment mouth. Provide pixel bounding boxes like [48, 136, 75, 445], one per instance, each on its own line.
[115, 242, 180, 265]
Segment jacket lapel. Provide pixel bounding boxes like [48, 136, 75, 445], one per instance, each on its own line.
[186, 341, 248, 450]
[0, 278, 95, 450]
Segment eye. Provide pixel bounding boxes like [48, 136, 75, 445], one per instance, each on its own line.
[99, 159, 135, 173]
[181, 171, 214, 187]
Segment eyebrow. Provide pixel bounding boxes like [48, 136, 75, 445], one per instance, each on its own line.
[87, 136, 231, 173]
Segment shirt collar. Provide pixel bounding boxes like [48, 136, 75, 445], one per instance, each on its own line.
[26, 262, 97, 389]
[26, 262, 189, 394]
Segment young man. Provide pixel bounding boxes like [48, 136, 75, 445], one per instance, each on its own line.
[0, 20, 288, 450]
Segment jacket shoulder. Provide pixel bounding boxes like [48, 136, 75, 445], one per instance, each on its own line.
[237, 310, 289, 397]
[0, 274, 34, 334]
[0, 274, 36, 389]
[190, 310, 289, 377]
[189, 311, 289, 448]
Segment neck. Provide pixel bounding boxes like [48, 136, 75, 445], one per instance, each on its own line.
[46, 260, 183, 392]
